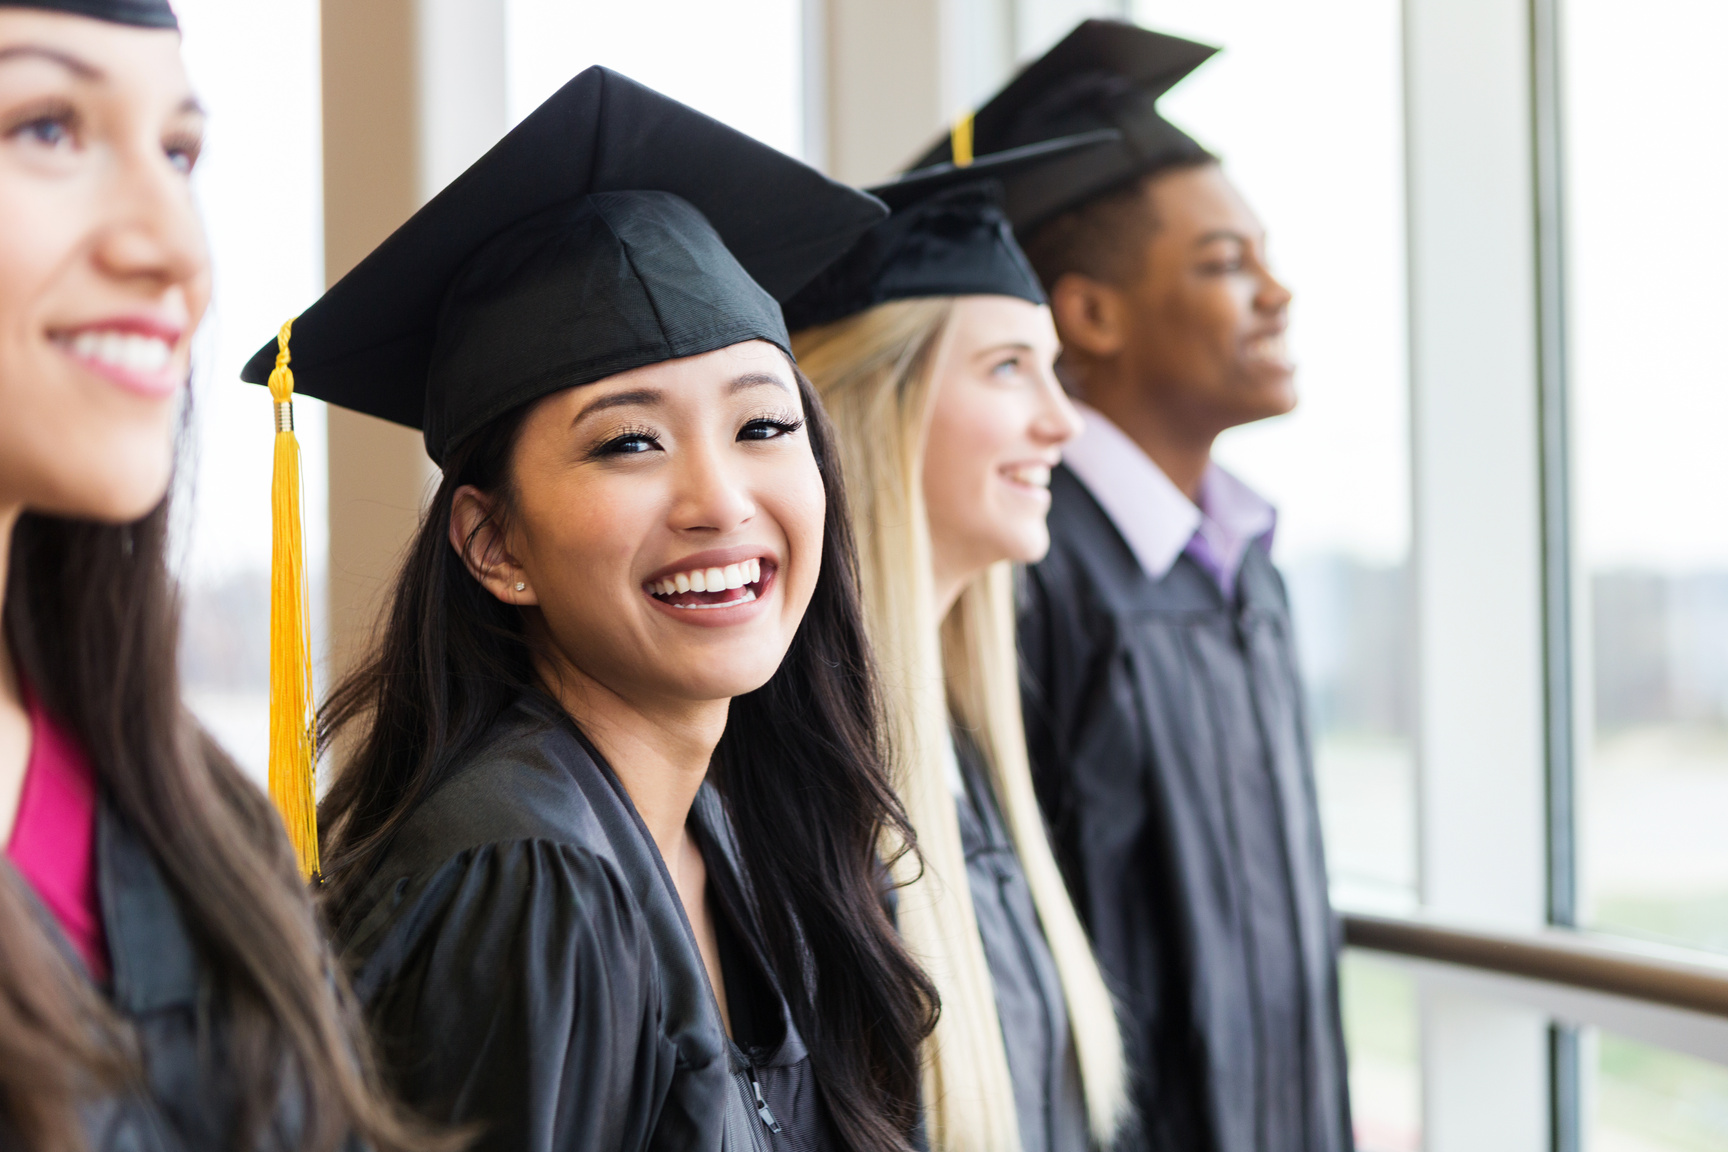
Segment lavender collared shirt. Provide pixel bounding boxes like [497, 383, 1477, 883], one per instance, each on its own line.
[1061, 401, 1277, 600]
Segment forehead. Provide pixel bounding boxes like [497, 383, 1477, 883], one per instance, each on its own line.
[604, 339, 790, 390]
[555, 338, 796, 417]
[945, 294, 1056, 347]
[1146, 163, 1262, 239]
[0, 10, 189, 93]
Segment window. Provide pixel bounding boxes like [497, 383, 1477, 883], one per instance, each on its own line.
[175, 0, 328, 785]
[505, 0, 803, 153]
[1591, 1030, 1728, 1150]
[1134, 0, 1415, 907]
[1563, 0, 1728, 956]
[1340, 954, 1421, 1152]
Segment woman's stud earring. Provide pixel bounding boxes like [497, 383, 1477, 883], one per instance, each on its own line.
[514, 582, 526, 592]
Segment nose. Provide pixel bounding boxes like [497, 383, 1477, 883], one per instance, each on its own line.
[668, 436, 758, 536]
[92, 143, 210, 303]
[1031, 369, 1084, 448]
[1256, 263, 1293, 317]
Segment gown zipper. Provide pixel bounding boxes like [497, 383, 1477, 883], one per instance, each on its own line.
[751, 1070, 783, 1134]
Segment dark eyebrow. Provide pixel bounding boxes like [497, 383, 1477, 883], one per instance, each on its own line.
[729, 371, 793, 395]
[1194, 229, 1258, 249]
[572, 388, 662, 425]
[0, 45, 104, 80]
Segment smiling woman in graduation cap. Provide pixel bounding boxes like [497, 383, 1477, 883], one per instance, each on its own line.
[785, 134, 1129, 1152]
[240, 68, 937, 1152]
[0, 2, 436, 1152]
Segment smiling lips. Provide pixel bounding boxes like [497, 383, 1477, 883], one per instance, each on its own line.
[646, 558, 767, 610]
[55, 321, 183, 398]
[1001, 462, 1053, 489]
[1245, 331, 1290, 366]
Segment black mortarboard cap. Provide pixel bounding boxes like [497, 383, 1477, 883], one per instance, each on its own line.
[1, 0, 176, 27]
[909, 20, 1217, 233]
[782, 130, 1119, 332]
[240, 67, 887, 464]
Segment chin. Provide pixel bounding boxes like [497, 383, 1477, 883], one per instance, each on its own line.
[998, 523, 1053, 567]
[657, 656, 786, 704]
[39, 462, 173, 523]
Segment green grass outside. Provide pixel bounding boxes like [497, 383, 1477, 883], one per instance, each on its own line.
[1597, 1032, 1728, 1150]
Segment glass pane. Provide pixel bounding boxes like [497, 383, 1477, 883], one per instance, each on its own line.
[1134, 0, 1415, 904]
[1564, 0, 1728, 954]
[1592, 1031, 1728, 1150]
[1340, 955, 1421, 1152]
[175, 0, 329, 785]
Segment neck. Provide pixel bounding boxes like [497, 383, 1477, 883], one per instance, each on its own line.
[1074, 364, 1216, 502]
[533, 645, 728, 865]
[0, 501, 29, 845]
[931, 563, 968, 622]
[0, 501, 22, 699]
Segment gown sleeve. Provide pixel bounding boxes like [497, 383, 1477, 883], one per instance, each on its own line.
[354, 839, 674, 1152]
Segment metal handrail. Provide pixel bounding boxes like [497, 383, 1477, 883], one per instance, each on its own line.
[1342, 912, 1728, 1018]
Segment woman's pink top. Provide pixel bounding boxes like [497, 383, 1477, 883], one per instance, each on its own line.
[4, 696, 109, 983]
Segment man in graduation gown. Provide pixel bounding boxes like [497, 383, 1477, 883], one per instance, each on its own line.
[911, 20, 1353, 1152]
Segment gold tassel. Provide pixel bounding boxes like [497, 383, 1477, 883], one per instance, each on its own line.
[951, 111, 974, 167]
[266, 320, 319, 880]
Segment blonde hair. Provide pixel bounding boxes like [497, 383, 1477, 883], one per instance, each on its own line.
[795, 300, 1128, 1150]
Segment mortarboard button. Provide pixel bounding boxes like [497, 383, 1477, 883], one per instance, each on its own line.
[907, 19, 1218, 233]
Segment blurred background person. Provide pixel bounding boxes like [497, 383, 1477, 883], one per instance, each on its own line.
[790, 137, 1129, 1152]
[0, 2, 424, 1150]
[915, 20, 1351, 1152]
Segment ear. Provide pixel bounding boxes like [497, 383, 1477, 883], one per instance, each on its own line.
[1047, 272, 1129, 359]
[448, 485, 538, 606]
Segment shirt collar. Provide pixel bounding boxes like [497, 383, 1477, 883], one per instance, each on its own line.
[1063, 402, 1200, 580]
[1062, 402, 1276, 586]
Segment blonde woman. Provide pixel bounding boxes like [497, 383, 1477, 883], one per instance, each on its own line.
[785, 138, 1130, 1152]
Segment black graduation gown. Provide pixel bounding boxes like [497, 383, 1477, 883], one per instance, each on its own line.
[4, 797, 326, 1150]
[952, 734, 1090, 1152]
[1018, 465, 1351, 1152]
[335, 695, 833, 1152]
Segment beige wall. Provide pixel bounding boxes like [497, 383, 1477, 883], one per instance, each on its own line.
[317, 0, 503, 681]
[814, 0, 950, 185]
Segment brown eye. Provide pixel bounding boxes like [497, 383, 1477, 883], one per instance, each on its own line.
[739, 417, 803, 442]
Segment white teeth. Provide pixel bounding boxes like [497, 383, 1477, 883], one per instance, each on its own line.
[647, 558, 769, 600]
[1248, 334, 1287, 360]
[1006, 464, 1052, 487]
[67, 329, 173, 374]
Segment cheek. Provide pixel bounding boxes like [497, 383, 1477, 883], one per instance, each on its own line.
[0, 384, 177, 520]
[923, 382, 1016, 521]
[0, 166, 87, 298]
[764, 455, 826, 607]
[521, 474, 651, 597]
[1141, 280, 1239, 366]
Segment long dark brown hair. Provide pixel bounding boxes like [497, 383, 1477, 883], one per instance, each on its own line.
[318, 369, 939, 1151]
[0, 496, 428, 1152]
